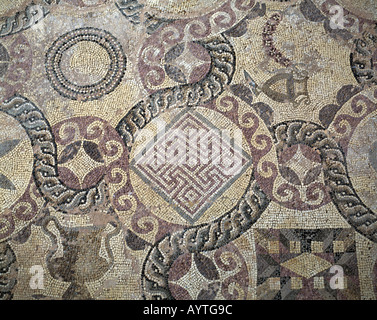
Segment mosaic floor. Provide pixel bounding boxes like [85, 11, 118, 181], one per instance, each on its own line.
[0, 0, 377, 301]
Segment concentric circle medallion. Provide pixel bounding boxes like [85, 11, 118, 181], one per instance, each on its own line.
[45, 27, 126, 101]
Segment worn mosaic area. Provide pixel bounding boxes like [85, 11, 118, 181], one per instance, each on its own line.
[0, 0, 377, 300]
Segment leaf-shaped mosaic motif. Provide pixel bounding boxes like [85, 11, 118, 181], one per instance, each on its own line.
[0, 139, 20, 158]
[194, 253, 219, 281]
[0, 173, 16, 190]
[279, 166, 301, 185]
[169, 253, 192, 282]
[164, 42, 185, 63]
[303, 165, 322, 186]
[230, 83, 253, 105]
[83, 140, 104, 163]
[197, 282, 220, 300]
[58, 141, 81, 164]
[164, 64, 187, 84]
[125, 230, 148, 251]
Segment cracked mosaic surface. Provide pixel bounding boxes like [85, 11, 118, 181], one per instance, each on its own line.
[0, 0, 377, 300]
